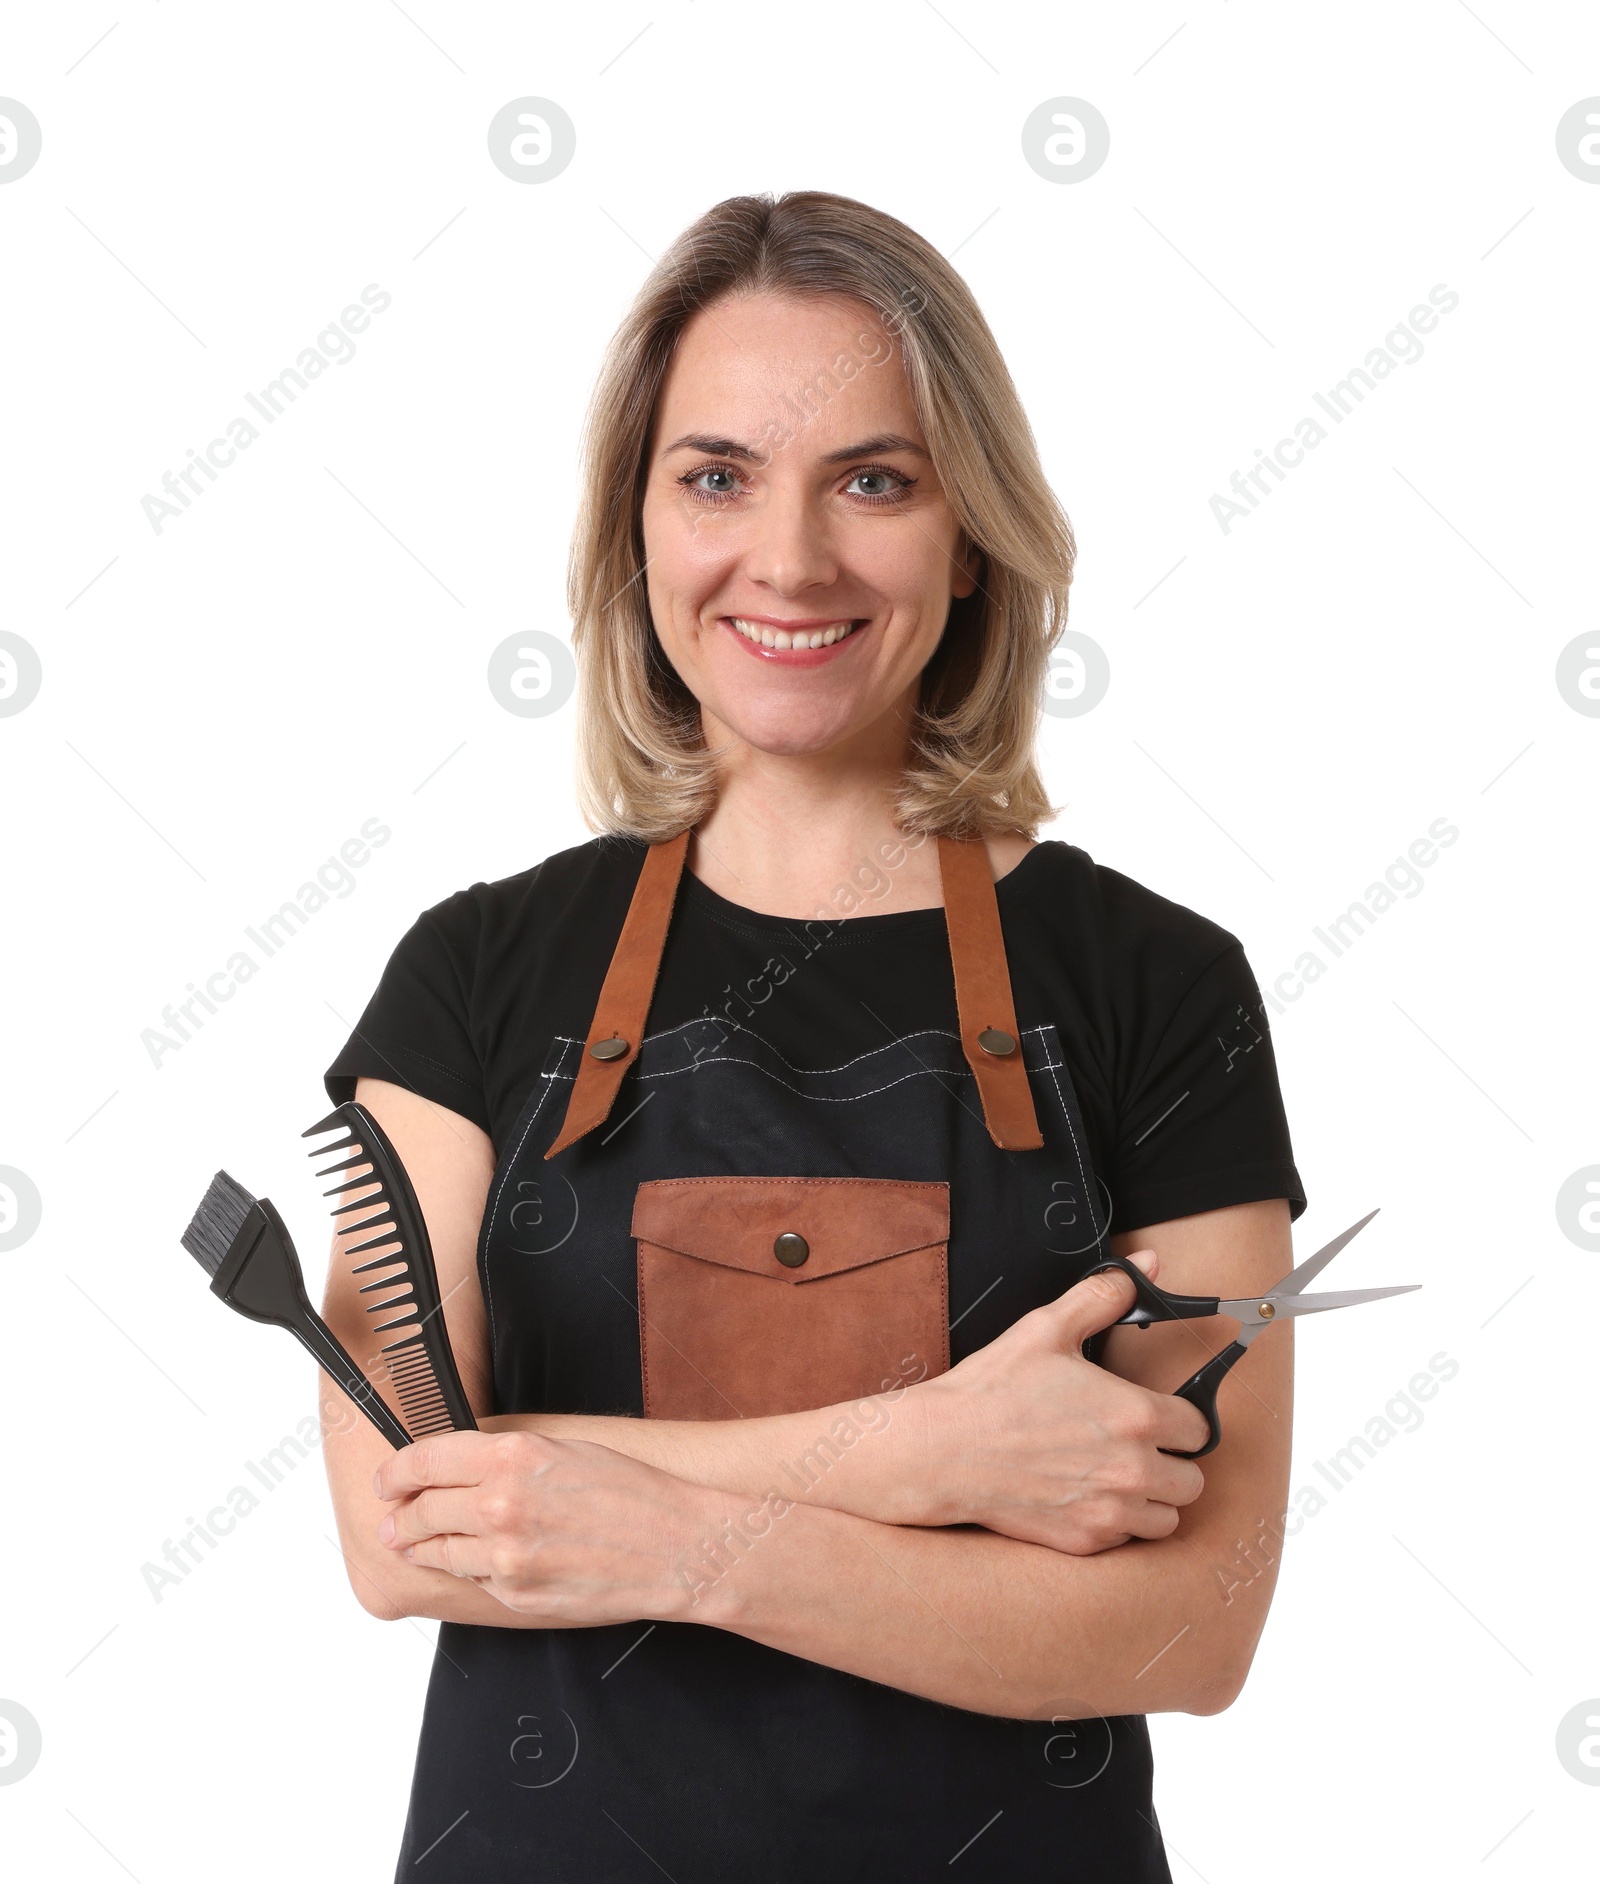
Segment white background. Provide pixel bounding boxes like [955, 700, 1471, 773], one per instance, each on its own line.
[2, 4, 1596, 1878]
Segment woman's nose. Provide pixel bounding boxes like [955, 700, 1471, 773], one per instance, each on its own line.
[737, 487, 839, 596]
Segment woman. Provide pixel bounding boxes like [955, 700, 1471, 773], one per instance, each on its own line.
[321, 190, 1305, 1882]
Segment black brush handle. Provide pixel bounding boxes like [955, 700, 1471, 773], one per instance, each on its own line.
[334, 1103, 478, 1433]
[289, 1314, 413, 1451]
[214, 1201, 412, 1449]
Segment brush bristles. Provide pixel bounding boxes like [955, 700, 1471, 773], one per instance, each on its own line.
[181, 1170, 258, 1275]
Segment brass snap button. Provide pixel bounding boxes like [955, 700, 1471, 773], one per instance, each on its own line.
[773, 1232, 809, 1268]
[977, 1027, 1017, 1057]
[588, 1036, 629, 1062]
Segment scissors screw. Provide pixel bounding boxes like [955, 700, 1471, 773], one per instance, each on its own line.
[1258, 1300, 1276, 1319]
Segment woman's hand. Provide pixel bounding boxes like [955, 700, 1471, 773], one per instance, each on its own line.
[900, 1251, 1212, 1554]
[373, 1429, 726, 1624]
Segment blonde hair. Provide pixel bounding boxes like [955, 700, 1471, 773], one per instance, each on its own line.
[567, 190, 1076, 841]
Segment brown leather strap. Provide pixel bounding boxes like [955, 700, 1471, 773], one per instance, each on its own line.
[544, 830, 690, 1160]
[547, 828, 1042, 1158]
[937, 835, 1044, 1151]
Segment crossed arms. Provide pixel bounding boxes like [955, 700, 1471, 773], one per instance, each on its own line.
[320, 1078, 1294, 1721]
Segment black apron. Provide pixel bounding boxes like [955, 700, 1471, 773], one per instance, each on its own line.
[393, 834, 1171, 1883]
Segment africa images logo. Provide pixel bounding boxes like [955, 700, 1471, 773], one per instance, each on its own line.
[139, 286, 392, 534]
[1209, 286, 1460, 534]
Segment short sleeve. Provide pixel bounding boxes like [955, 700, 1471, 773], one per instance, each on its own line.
[322, 899, 491, 1135]
[1106, 940, 1306, 1233]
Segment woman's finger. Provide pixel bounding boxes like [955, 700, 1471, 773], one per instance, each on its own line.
[1121, 1501, 1183, 1542]
[1047, 1266, 1144, 1348]
[374, 1432, 501, 1502]
[1153, 1391, 1212, 1456]
[403, 1532, 492, 1579]
[1144, 1454, 1207, 1509]
[380, 1487, 483, 1548]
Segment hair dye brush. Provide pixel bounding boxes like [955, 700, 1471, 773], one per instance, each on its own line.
[301, 1100, 477, 1440]
[180, 1170, 412, 1448]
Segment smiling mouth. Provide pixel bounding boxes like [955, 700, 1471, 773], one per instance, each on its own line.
[726, 616, 864, 651]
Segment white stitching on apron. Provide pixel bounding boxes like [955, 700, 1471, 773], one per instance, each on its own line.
[479, 1056, 565, 1362]
[548, 1019, 974, 1077]
[1029, 1023, 1112, 1253]
[539, 1019, 1067, 1102]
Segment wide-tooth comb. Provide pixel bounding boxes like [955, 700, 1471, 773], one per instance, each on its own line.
[302, 1101, 477, 1440]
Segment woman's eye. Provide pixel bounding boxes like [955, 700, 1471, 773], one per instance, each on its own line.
[842, 467, 913, 502]
[679, 465, 743, 500]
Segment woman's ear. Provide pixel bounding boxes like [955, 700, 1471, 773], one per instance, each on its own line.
[951, 533, 984, 601]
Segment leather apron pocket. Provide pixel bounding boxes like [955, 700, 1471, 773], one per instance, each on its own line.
[632, 1177, 950, 1419]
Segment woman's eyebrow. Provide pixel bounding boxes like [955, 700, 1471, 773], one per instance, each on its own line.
[661, 433, 762, 461]
[659, 430, 930, 464]
[820, 433, 929, 465]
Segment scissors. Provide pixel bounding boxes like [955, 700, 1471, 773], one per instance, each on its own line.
[1085, 1208, 1419, 1459]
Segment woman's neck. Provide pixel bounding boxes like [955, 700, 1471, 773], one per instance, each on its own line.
[688, 729, 1032, 921]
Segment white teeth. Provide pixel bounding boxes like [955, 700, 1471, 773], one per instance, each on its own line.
[729, 617, 858, 650]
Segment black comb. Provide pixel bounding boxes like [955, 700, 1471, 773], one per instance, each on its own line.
[302, 1101, 477, 1439]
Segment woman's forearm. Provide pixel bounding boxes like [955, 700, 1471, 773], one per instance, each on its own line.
[480, 1390, 932, 1526]
[679, 1482, 1273, 1721]
[376, 1456, 1273, 1716]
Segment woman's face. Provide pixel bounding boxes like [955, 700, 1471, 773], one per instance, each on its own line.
[639, 291, 979, 761]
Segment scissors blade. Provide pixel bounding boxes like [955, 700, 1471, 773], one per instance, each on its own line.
[1272, 1207, 1382, 1299]
[1216, 1282, 1421, 1323]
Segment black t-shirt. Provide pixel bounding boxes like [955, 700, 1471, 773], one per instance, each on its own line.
[325, 835, 1305, 1239]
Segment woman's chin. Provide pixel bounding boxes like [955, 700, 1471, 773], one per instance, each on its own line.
[712, 705, 866, 762]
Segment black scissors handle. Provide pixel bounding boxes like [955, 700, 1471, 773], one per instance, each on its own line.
[1160, 1344, 1244, 1459]
[1083, 1255, 1221, 1327]
[1083, 1256, 1239, 1460]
